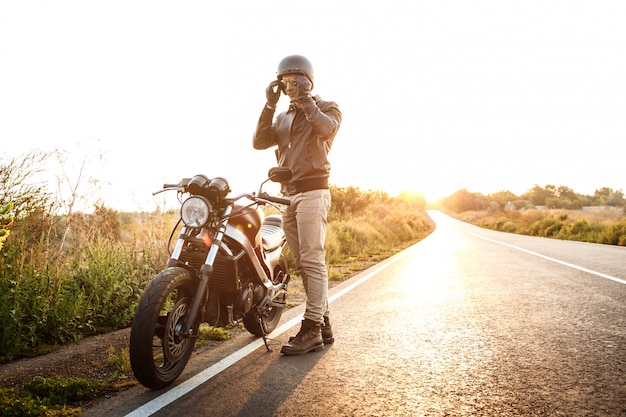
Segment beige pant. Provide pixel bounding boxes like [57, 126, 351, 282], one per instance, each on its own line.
[282, 189, 331, 325]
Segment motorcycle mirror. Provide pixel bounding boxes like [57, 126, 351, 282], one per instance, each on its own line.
[268, 167, 293, 183]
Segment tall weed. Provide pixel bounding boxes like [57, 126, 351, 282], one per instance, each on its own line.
[326, 207, 431, 265]
[0, 230, 166, 361]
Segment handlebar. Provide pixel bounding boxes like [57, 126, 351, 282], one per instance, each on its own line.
[152, 179, 191, 196]
[226, 191, 291, 207]
[154, 179, 290, 207]
[257, 192, 291, 206]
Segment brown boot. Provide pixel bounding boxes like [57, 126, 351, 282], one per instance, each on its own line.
[281, 319, 324, 356]
[288, 320, 306, 343]
[289, 316, 334, 345]
[321, 315, 334, 345]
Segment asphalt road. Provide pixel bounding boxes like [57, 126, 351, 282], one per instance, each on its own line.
[88, 210, 626, 417]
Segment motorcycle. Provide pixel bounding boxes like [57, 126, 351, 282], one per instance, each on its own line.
[129, 167, 293, 389]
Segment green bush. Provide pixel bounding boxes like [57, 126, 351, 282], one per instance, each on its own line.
[71, 237, 164, 332]
[328, 220, 384, 260]
[24, 376, 105, 404]
[0, 376, 106, 416]
[542, 217, 564, 237]
[501, 221, 518, 233]
[0, 232, 165, 362]
[598, 219, 626, 245]
[0, 387, 81, 417]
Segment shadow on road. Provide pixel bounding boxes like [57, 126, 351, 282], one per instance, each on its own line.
[234, 341, 331, 417]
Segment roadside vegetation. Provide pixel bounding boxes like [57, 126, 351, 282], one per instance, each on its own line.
[432, 184, 625, 246]
[0, 151, 432, 414]
[0, 376, 104, 416]
[0, 151, 432, 363]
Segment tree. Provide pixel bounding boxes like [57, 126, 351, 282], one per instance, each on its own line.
[488, 190, 519, 208]
[521, 184, 556, 206]
[443, 189, 487, 213]
[594, 187, 624, 207]
[606, 190, 624, 207]
[556, 185, 577, 200]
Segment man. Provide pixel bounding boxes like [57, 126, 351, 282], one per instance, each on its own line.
[253, 55, 342, 355]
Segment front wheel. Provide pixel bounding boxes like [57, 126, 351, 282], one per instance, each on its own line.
[130, 267, 199, 389]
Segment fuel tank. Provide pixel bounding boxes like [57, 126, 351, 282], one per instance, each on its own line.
[229, 204, 264, 248]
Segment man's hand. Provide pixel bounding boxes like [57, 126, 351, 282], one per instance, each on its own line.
[265, 80, 282, 109]
[294, 75, 312, 100]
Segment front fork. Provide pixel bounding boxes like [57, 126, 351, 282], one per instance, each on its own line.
[168, 205, 289, 340]
[168, 206, 233, 338]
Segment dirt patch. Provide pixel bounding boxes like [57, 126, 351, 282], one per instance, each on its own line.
[0, 328, 133, 390]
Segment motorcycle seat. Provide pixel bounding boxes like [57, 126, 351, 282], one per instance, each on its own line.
[261, 215, 284, 252]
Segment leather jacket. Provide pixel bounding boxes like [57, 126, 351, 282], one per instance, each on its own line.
[253, 95, 341, 196]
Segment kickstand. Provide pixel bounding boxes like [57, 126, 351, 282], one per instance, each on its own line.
[258, 317, 272, 352]
[262, 335, 272, 352]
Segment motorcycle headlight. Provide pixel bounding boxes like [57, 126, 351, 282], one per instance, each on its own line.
[181, 196, 212, 228]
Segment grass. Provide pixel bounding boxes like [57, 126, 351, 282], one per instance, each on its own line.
[0, 376, 105, 416]
[107, 345, 131, 379]
[0, 235, 167, 362]
[454, 208, 626, 246]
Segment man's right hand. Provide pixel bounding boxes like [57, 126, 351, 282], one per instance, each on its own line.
[265, 80, 282, 109]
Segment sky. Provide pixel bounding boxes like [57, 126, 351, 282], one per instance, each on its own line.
[1, 1, 625, 212]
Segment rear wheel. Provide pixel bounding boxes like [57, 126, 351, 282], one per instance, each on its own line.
[129, 267, 199, 389]
[243, 256, 289, 336]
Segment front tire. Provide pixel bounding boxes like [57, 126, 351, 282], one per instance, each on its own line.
[130, 267, 199, 390]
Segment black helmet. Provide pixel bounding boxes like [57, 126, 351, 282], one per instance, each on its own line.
[276, 55, 314, 87]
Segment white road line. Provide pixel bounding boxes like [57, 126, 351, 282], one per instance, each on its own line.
[124, 246, 411, 417]
[468, 232, 626, 285]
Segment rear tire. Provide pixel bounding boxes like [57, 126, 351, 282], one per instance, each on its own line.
[243, 256, 289, 336]
[130, 267, 199, 390]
